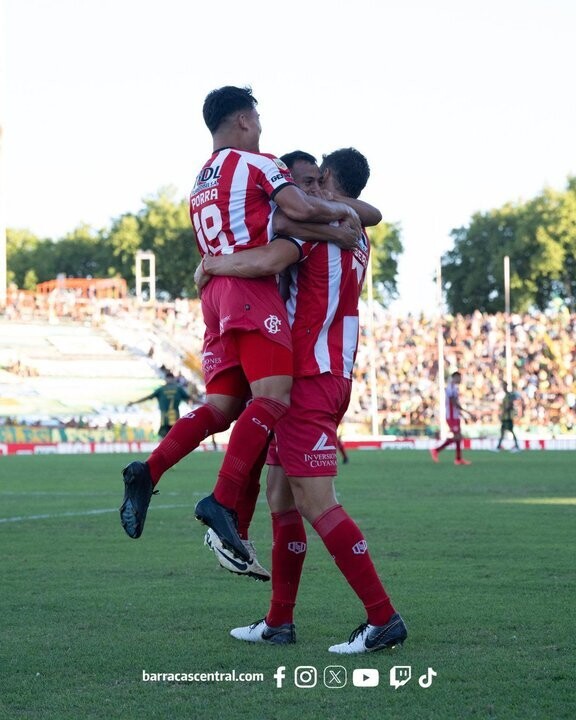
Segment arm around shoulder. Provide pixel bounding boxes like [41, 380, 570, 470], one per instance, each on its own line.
[202, 239, 301, 278]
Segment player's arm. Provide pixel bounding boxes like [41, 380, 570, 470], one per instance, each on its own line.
[195, 238, 301, 291]
[127, 393, 154, 407]
[456, 400, 475, 421]
[274, 184, 362, 238]
[329, 194, 382, 227]
[273, 210, 359, 248]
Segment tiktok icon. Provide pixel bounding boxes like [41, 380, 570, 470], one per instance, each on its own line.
[418, 667, 438, 688]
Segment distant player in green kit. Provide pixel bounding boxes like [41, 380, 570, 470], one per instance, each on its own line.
[128, 372, 191, 438]
[496, 385, 521, 452]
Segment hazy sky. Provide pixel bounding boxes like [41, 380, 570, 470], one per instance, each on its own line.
[2, 0, 575, 313]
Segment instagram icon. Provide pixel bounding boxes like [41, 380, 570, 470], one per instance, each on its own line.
[294, 666, 317, 689]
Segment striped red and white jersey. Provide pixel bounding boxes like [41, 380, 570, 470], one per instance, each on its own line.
[286, 229, 370, 378]
[445, 381, 461, 420]
[190, 148, 293, 257]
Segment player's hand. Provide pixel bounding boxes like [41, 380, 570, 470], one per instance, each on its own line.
[330, 220, 360, 250]
[341, 205, 362, 238]
[194, 261, 211, 298]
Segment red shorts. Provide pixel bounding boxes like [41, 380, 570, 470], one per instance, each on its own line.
[201, 276, 293, 385]
[447, 418, 461, 435]
[267, 373, 352, 477]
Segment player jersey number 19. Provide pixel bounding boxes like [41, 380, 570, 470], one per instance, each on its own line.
[192, 205, 230, 256]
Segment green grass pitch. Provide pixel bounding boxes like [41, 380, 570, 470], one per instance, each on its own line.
[1, 450, 574, 720]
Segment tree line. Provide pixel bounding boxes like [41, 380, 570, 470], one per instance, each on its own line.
[6, 178, 576, 312]
[6, 186, 402, 305]
[442, 177, 576, 313]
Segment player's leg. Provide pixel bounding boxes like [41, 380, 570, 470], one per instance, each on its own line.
[337, 435, 349, 464]
[146, 389, 243, 486]
[119, 369, 246, 540]
[510, 423, 521, 451]
[204, 435, 272, 581]
[145, 328, 249, 487]
[265, 463, 307, 628]
[453, 424, 471, 465]
[119, 322, 245, 539]
[211, 331, 292, 510]
[196, 331, 292, 561]
[285, 374, 406, 653]
[230, 462, 303, 644]
[496, 427, 504, 449]
[435, 435, 455, 453]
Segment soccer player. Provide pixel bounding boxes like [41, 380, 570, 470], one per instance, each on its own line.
[496, 384, 521, 452]
[127, 372, 190, 438]
[120, 86, 362, 564]
[430, 370, 473, 465]
[199, 148, 407, 654]
[337, 433, 350, 464]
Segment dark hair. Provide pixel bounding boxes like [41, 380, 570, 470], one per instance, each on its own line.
[320, 147, 370, 199]
[202, 86, 258, 134]
[280, 150, 317, 170]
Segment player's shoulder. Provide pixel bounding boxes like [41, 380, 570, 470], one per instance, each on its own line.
[235, 149, 288, 172]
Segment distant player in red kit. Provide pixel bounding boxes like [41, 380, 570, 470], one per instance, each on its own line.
[119, 86, 361, 564]
[430, 370, 473, 465]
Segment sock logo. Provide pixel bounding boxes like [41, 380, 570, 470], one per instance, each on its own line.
[288, 541, 307, 554]
[252, 417, 270, 433]
[312, 433, 336, 451]
[352, 539, 368, 555]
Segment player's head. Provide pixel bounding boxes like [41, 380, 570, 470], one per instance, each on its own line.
[320, 147, 370, 199]
[202, 86, 260, 149]
[165, 372, 176, 383]
[451, 371, 462, 383]
[280, 150, 321, 196]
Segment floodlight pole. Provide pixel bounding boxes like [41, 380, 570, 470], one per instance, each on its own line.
[504, 255, 512, 391]
[436, 258, 446, 440]
[135, 250, 156, 304]
[0, 2, 6, 307]
[366, 252, 379, 436]
[0, 124, 6, 308]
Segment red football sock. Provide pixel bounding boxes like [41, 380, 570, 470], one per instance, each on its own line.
[455, 439, 462, 460]
[213, 397, 288, 509]
[436, 438, 454, 453]
[313, 504, 395, 627]
[146, 404, 229, 485]
[236, 443, 268, 539]
[266, 509, 307, 627]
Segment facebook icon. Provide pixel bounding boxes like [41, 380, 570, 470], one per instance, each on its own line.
[273, 666, 286, 688]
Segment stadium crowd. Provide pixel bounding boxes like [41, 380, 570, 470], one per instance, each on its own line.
[353, 307, 576, 436]
[2, 287, 575, 437]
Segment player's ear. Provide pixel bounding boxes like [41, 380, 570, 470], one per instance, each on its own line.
[237, 112, 251, 130]
[320, 168, 332, 189]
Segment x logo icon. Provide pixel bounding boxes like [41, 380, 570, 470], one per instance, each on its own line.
[324, 665, 347, 688]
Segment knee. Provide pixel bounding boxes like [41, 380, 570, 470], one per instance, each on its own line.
[251, 377, 292, 406]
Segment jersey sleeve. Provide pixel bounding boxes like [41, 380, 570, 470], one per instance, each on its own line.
[250, 153, 295, 199]
[270, 234, 315, 263]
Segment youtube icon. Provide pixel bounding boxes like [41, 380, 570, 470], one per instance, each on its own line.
[352, 669, 380, 687]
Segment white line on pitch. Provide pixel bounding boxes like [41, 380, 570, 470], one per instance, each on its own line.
[0, 504, 194, 524]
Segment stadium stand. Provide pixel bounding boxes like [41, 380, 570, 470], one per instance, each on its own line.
[1, 287, 575, 449]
